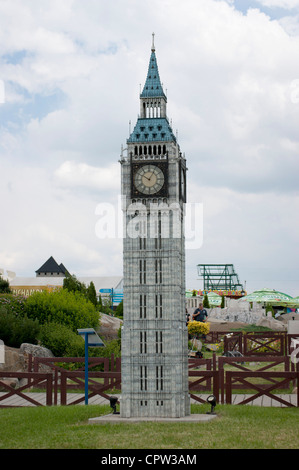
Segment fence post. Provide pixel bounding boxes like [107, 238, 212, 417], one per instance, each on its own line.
[226, 371, 232, 405]
[60, 371, 67, 406]
[46, 374, 53, 406]
[212, 352, 217, 371]
[53, 368, 58, 406]
[213, 370, 219, 403]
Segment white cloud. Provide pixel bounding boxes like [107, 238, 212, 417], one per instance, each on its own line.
[256, 0, 299, 8]
[0, 0, 299, 295]
[55, 161, 120, 191]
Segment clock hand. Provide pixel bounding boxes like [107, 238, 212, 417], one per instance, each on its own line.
[143, 171, 155, 181]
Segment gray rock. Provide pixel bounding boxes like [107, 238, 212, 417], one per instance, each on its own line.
[20, 343, 54, 358]
[0, 346, 26, 372]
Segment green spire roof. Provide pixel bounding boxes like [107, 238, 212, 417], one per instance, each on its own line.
[140, 42, 166, 100]
[127, 117, 176, 143]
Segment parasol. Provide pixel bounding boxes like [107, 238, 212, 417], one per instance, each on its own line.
[241, 288, 293, 303]
[207, 291, 222, 306]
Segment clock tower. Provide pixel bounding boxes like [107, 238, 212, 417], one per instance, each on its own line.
[120, 36, 190, 418]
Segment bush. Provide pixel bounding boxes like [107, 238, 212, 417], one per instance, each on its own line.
[25, 289, 99, 332]
[90, 338, 121, 360]
[0, 276, 11, 294]
[0, 306, 40, 347]
[188, 320, 210, 337]
[38, 322, 85, 357]
[0, 294, 27, 317]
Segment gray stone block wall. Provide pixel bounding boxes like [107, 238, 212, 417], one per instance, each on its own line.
[120, 150, 190, 418]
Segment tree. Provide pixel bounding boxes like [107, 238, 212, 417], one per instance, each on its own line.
[203, 293, 210, 308]
[0, 276, 11, 294]
[115, 300, 123, 318]
[63, 273, 87, 295]
[86, 281, 98, 307]
[63, 274, 99, 308]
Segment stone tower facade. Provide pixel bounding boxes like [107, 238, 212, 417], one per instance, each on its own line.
[120, 36, 190, 418]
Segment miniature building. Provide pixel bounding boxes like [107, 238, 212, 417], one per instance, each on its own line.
[120, 36, 190, 418]
[35, 256, 68, 277]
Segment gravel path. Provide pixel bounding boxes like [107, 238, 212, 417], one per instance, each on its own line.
[208, 320, 249, 333]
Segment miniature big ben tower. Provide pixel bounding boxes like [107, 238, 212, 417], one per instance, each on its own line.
[120, 35, 190, 418]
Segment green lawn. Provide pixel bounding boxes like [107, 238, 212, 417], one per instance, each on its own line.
[0, 404, 298, 449]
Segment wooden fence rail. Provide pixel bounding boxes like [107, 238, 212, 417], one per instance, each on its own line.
[226, 371, 299, 407]
[60, 370, 121, 406]
[218, 355, 291, 404]
[1, 349, 298, 407]
[0, 372, 52, 407]
[189, 370, 219, 405]
[223, 332, 299, 356]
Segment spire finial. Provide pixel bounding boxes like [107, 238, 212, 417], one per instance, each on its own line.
[151, 32, 155, 52]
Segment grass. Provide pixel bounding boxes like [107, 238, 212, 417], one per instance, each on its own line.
[0, 404, 298, 449]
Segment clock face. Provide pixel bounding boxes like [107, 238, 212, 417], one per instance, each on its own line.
[134, 164, 165, 195]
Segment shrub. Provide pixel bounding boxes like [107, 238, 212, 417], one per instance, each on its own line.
[0, 306, 40, 347]
[38, 322, 85, 357]
[0, 294, 27, 317]
[0, 276, 11, 294]
[188, 320, 210, 337]
[25, 289, 99, 332]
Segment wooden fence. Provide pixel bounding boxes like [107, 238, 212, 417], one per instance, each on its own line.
[218, 355, 291, 404]
[31, 356, 121, 405]
[0, 372, 52, 407]
[1, 331, 299, 408]
[226, 371, 299, 407]
[223, 332, 299, 356]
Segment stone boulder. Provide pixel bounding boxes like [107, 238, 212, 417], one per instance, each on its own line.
[0, 346, 26, 373]
[0, 343, 55, 391]
[256, 317, 286, 331]
[20, 343, 54, 373]
[20, 343, 54, 359]
[99, 313, 123, 340]
[0, 346, 27, 391]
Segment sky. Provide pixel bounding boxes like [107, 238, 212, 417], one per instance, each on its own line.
[0, 0, 299, 296]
